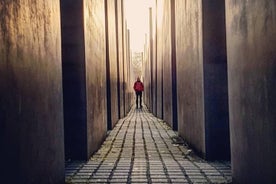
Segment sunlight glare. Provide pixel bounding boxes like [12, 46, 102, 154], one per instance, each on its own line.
[125, 0, 154, 52]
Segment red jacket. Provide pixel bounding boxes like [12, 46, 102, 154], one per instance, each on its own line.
[134, 81, 144, 92]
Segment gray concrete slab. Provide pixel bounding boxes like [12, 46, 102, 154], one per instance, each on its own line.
[66, 107, 232, 183]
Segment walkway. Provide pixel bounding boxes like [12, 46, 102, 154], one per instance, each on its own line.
[65, 107, 232, 184]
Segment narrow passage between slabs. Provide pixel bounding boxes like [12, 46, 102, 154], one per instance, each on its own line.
[66, 107, 232, 184]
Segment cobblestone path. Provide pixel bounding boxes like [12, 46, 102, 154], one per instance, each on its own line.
[66, 107, 232, 184]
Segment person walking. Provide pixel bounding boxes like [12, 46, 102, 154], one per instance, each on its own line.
[133, 77, 144, 109]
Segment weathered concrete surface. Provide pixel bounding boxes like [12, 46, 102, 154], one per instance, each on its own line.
[61, 0, 107, 160]
[144, 6, 157, 115]
[152, 5, 158, 116]
[161, 0, 173, 128]
[202, 0, 230, 160]
[144, 33, 151, 110]
[175, 0, 205, 157]
[123, 22, 129, 115]
[156, 0, 164, 119]
[175, 0, 230, 160]
[116, 0, 125, 118]
[171, 0, 178, 131]
[226, 1, 276, 183]
[124, 28, 133, 112]
[105, 0, 119, 130]
[84, 0, 107, 158]
[0, 1, 64, 183]
[148, 1, 175, 129]
[61, 0, 86, 160]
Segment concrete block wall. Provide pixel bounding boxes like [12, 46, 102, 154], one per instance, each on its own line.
[84, 0, 108, 158]
[143, 9, 152, 111]
[123, 22, 129, 114]
[124, 28, 133, 111]
[105, 0, 119, 129]
[171, 0, 178, 131]
[161, 0, 173, 127]
[202, 0, 230, 160]
[175, 0, 205, 157]
[61, 0, 107, 160]
[156, 0, 164, 119]
[0, 1, 64, 183]
[174, 0, 230, 160]
[226, 1, 276, 183]
[0, 0, 132, 182]
[123, 23, 127, 111]
[145, 0, 230, 160]
[119, 3, 132, 116]
[116, 0, 125, 118]
[144, 5, 157, 115]
[152, 0, 177, 129]
[143, 33, 151, 109]
[152, 5, 158, 116]
[61, 0, 86, 160]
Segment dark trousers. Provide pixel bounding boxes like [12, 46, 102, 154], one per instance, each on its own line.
[135, 91, 142, 108]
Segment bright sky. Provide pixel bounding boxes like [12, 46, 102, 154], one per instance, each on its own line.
[125, 0, 154, 52]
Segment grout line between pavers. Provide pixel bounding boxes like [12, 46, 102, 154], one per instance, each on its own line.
[139, 108, 152, 184]
[106, 110, 134, 182]
[126, 108, 137, 183]
[144, 112, 193, 184]
[143, 108, 173, 184]
[147, 115, 214, 184]
[86, 109, 135, 182]
[209, 162, 232, 182]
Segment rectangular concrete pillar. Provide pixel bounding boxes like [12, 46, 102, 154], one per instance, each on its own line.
[84, 0, 108, 157]
[156, 0, 164, 119]
[116, 0, 125, 118]
[161, 0, 173, 127]
[143, 34, 149, 108]
[105, 0, 119, 129]
[171, 0, 178, 131]
[0, 1, 64, 183]
[154, 0, 177, 129]
[175, 0, 230, 160]
[144, 8, 153, 111]
[61, 0, 87, 160]
[123, 3, 133, 115]
[202, 0, 230, 160]
[143, 5, 156, 114]
[123, 21, 129, 115]
[226, 1, 276, 183]
[61, 0, 107, 160]
[176, 1, 204, 157]
[125, 29, 133, 110]
[152, 2, 158, 116]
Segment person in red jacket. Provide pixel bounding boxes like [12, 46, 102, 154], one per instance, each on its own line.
[133, 77, 144, 109]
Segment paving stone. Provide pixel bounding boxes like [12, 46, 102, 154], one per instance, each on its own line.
[150, 174, 167, 179]
[109, 178, 128, 183]
[171, 178, 188, 182]
[209, 178, 228, 183]
[130, 178, 149, 183]
[88, 178, 108, 183]
[150, 171, 167, 175]
[75, 172, 92, 176]
[70, 178, 88, 183]
[151, 178, 170, 183]
[189, 175, 206, 179]
[190, 178, 209, 183]
[65, 107, 232, 183]
[72, 175, 91, 179]
[110, 175, 129, 179]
